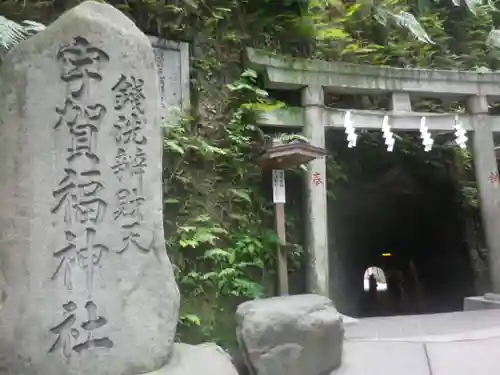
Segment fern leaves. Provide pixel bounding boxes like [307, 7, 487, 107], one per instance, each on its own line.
[0, 16, 45, 58]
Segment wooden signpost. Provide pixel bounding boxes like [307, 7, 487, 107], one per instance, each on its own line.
[272, 169, 288, 294]
[258, 140, 327, 295]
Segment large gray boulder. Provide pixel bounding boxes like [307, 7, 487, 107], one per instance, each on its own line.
[236, 294, 344, 375]
[154, 343, 239, 375]
[0, 2, 179, 375]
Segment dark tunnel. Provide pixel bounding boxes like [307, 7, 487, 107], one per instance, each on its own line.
[326, 129, 476, 317]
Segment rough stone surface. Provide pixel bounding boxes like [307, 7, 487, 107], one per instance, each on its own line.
[236, 294, 344, 375]
[245, 47, 500, 95]
[150, 343, 239, 375]
[0, 2, 179, 375]
[232, 351, 251, 375]
[148, 36, 190, 117]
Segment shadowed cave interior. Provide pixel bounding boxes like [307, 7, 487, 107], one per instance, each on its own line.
[273, 128, 477, 318]
[326, 129, 476, 317]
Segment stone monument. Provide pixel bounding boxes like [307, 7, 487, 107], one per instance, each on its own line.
[0, 2, 180, 374]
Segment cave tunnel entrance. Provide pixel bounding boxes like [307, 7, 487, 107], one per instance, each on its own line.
[326, 129, 476, 317]
[363, 266, 389, 316]
[363, 266, 388, 292]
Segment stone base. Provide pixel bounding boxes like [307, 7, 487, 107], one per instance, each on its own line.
[464, 293, 500, 311]
[143, 343, 238, 375]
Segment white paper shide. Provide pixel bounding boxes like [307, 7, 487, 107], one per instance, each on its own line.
[419, 116, 433, 152]
[453, 115, 468, 149]
[343, 111, 358, 148]
[382, 115, 395, 152]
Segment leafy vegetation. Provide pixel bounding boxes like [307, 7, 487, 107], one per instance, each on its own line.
[0, 16, 44, 58]
[163, 70, 284, 346]
[0, 0, 496, 349]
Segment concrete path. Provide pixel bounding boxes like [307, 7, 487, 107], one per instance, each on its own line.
[333, 310, 500, 375]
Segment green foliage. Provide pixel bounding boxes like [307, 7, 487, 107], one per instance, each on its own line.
[0, 15, 44, 58]
[163, 70, 293, 347]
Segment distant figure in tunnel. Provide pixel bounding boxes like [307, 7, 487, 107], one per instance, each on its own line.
[368, 273, 378, 294]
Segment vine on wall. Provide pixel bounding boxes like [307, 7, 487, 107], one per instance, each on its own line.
[162, 70, 305, 346]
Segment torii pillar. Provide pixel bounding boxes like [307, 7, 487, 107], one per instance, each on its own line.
[302, 85, 329, 297]
[469, 95, 500, 293]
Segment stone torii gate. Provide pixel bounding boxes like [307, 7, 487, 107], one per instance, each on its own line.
[244, 47, 500, 297]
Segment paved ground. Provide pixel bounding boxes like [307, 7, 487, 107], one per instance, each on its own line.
[332, 309, 500, 375]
